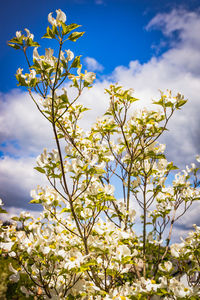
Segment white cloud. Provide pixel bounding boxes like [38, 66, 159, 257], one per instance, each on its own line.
[0, 156, 48, 208]
[146, 9, 200, 75]
[84, 57, 104, 72]
[0, 90, 54, 157]
[108, 9, 200, 167]
[171, 201, 200, 243]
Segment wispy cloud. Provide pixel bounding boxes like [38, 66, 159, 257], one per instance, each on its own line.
[0, 156, 48, 209]
[0, 90, 53, 157]
[110, 8, 200, 167]
[84, 57, 104, 72]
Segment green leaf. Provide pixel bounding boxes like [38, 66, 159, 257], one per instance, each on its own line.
[8, 37, 23, 45]
[42, 26, 55, 39]
[128, 96, 139, 103]
[16, 75, 27, 86]
[176, 100, 187, 109]
[34, 167, 46, 173]
[166, 101, 174, 107]
[68, 31, 85, 42]
[57, 133, 64, 139]
[153, 100, 164, 106]
[67, 23, 81, 31]
[0, 208, 7, 214]
[50, 174, 62, 179]
[29, 199, 41, 204]
[159, 289, 168, 294]
[62, 23, 81, 35]
[27, 40, 40, 47]
[71, 56, 81, 68]
[52, 25, 59, 35]
[42, 33, 52, 39]
[61, 208, 70, 213]
[32, 41, 40, 46]
[71, 79, 79, 88]
[8, 43, 21, 50]
[167, 162, 179, 170]
[60, 94, 69, 103]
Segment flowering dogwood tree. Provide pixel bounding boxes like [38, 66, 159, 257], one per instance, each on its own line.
[1, 9, 200, 299]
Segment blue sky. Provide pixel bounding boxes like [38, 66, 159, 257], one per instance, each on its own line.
[1, 0, 200, 241]
[0, 0, 198, 92]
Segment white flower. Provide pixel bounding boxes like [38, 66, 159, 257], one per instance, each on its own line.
[16, 31, 21, 38]
[90, 154, 99, 166]
[157, 159, 168, 170]
[127, 88, 134, 97]
[24, 28, 34, 40]
[9, 263, 20, 283]
[9, 272, 20, 283]
[170, 243, 184, 257]
[16, 68, 25, 77]
[132, 249, 138, 256]
[1, 242, 14, 252]
[36, 148, 48, 167]
[148, 233, 163, 245]
[84, 71, 96, 84]
[48, 9, 66, 26]
[37, 225, 53, 242]
[56, 9, 67, 23]
[43, 246, 51, 254]
[77, 66, 82, 76]
[64, 252, 85, 269]
[95, 161, 106, 170]
[33, 47, 40, 60]
[81, 208, 93, 218]
[20, 211, 31, 218]
[144, 159, 151, 173]
[66, 49, 74, 61]
[196, 154, 200, 163]
[115, 244, 131, 260]
[29, 69, 36, 80]
[129, 208, 136, 222]
[57, 249, 67, 258]
[45, 48, 54, 60]
[158, 276, 168, 288]
[169, 278, 192, 298]
[104, 184, 114, 195]
[48, 12, 58, 26]
[159, 261, 173, 272]
[132, 177, 141, 188]
[60, 50, 65, 60]
[9, 251, 16, 257]
[20, 286, 30, 297]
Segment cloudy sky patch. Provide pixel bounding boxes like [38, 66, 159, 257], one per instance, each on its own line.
[84, 56, 104, 72]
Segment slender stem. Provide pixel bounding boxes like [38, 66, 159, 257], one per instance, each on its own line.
[143, 176, 147, 278]
[162, 209, 176, 260]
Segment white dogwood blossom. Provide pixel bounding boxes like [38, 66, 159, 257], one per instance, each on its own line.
[48, 9, 67, 26]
